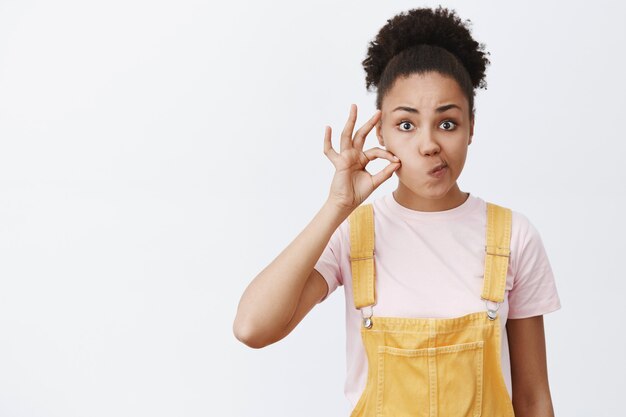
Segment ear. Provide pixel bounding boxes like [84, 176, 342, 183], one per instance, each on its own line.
[468, 113, 475, 145]
[376, 119, 384, 147]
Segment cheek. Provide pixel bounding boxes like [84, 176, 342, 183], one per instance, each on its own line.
[446, 147, 469, 174]
[450, 142, 469, 160]
[384, 135, 410, 155]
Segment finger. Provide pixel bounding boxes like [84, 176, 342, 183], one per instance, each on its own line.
[323, 125, 339, 164]
[371, 161, 401, 189]
[353, 109, 382, 151]
[363, 147, 401, 164]
[340, 103, 357, 153]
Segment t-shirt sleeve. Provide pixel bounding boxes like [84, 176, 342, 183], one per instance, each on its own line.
[507, 212, 562, 319]
[314, 219, 347, 303]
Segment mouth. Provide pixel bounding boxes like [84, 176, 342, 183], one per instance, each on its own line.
[428, 162, 448, 175]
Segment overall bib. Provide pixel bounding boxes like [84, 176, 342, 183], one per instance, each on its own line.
[347, 201, 515, 417]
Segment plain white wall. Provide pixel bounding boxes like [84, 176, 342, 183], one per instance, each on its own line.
[0, 0, 624, 416]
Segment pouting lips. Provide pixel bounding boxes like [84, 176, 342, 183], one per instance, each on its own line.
[428, 163, 448, 174]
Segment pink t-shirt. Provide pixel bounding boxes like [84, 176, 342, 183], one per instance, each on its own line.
[314, 191, 562, 409]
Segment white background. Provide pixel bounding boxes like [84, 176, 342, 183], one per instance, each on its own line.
[0, 0, 624, 416]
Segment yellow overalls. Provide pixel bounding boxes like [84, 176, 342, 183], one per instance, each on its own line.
[347, 201, 515, 417]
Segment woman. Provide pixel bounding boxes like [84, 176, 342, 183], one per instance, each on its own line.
[233, 6, 561, 417]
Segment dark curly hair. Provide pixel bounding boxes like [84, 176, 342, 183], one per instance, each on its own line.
[362, 5, 491, 119]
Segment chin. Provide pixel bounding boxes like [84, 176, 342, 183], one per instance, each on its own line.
[403, 182, 453, 199]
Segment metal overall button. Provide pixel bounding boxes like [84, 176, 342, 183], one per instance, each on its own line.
[361, 305, 374, 329]
[485, 300, 501, 320]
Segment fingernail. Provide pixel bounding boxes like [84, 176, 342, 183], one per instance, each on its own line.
[393, 156, 399, 161]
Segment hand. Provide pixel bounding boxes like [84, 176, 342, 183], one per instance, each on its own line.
[323, 103, 401, 212]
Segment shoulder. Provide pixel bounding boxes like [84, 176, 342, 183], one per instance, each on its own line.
[483, 201, 544, 273]
[508, 208, 549, 276]
[486, 200, 538, 243]
[510, 208, 543, 250]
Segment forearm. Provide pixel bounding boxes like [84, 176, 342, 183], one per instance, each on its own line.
[512, 392, 555, 417]
[233, 200, 349, 347]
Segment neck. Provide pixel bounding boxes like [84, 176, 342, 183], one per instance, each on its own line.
[392, 183, 469, 212]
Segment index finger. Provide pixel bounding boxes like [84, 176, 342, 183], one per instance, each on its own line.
[339, 104, 357, 153]
[353, 109, 382, 151]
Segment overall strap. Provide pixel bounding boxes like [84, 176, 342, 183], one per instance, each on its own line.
[348, 203, 376, 309]
[481, 202, 513, 303]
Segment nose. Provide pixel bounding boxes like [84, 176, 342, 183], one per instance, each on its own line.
[417, 127, 441, 156]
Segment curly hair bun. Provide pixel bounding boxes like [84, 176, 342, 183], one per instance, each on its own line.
[362, 5, 490, 92]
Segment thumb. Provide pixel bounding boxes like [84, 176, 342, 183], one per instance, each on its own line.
[370, 162, 400, 189]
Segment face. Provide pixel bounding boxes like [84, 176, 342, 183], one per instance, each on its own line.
[375, 71, 474, 203]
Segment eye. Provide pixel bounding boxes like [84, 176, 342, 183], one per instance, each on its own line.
[398, 120, 414, 132]
[440, 120, 458, 131]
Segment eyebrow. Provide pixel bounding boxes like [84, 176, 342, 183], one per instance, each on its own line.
[392, 104, 462, 114]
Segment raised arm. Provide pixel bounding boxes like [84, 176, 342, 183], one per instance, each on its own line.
[232, 104, 400, 349]
[232, 201, 349, 349]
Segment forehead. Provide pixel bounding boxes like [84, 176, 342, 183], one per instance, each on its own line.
[383, 72, 467, 110]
